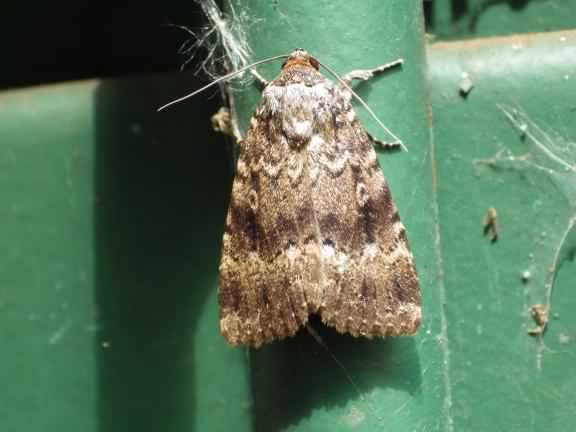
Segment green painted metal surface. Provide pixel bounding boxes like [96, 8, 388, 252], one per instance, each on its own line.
[0, 77, 252, 432]
[1, 2, 576, 432]
[0, 83, 98, 431]
[429, 30, 576, 430]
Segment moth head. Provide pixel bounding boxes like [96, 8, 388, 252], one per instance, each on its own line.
[282, 48, 320, 71]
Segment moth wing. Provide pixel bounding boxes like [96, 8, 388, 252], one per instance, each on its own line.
[218, 115, 321, 347]
[310, 105, 421, 337]
[219, 74, 420, 346]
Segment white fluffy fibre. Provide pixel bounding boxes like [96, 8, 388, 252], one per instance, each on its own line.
[178, 0, 254, 82]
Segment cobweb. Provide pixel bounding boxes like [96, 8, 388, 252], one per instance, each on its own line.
[475, 105, 576, 367]
[175, 0, 256, 85]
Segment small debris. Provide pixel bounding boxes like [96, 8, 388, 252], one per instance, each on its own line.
[459, 72, 474, 97]
[528, 304, 548, 336]
[339, 406, 366, 428]
[482, 207, 499, 242]
[521, 270, 531, 283]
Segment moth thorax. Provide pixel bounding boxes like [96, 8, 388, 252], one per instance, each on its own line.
[282, 117, 314, 149]
[282, 49, 320, 71]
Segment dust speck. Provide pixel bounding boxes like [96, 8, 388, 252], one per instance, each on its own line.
[521, 270, 531, 283]
[340, 405, 366, 428]
[459, 71, 474, 97]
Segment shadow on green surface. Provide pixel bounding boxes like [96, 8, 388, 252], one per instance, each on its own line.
[467, 0, 533, 31]
[251, 315, 422, 431]
[94, 74, 230, 432]
[425, 0, 536, 33]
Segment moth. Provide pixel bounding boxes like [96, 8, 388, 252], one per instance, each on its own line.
[217, 49, 421, 347]
[161, 49, 421, 347]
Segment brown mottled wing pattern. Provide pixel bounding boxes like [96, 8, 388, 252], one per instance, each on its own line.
[311, 88, 421, 337]
[218, 70, 323, 347]
[219, 59, 420, 347]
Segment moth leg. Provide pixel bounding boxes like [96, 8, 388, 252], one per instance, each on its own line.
[250, 69, 269, 90]
[227, 86, 246, 147]
[211, 81, 247, 148]
[367, 132, 402, 151]
[212, 70, 269, 154]
[211, 106, 244, 145]
[341, 58, 404, 87]
[212, 69, 268, 145]
[341, 59, 404, 149]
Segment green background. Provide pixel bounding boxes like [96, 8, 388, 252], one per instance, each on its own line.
[1, 1, 575, 431]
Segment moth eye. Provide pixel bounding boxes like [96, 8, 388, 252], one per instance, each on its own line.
[309, 56, 320, 70]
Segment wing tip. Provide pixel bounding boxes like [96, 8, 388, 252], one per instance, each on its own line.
[320, 302, 421, 338]
[220, 313, 307, 348]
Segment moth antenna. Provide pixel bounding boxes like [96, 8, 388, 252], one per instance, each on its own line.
[318, 60, 407, 152]
[157, 54, 289, 111]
